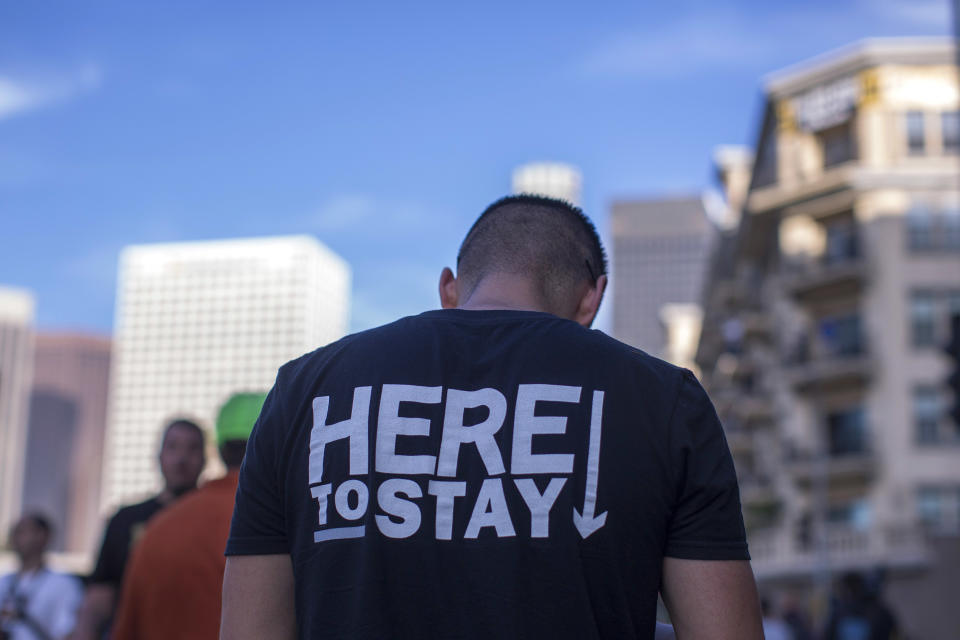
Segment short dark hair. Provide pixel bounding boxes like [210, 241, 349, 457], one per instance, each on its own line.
[457, 195, 607, 311]
[161, 418, 205, 448]
[219, 440, 247, 469]
[14, 512, 53, 537]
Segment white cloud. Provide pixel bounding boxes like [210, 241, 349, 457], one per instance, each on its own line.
[577, 2, 949, 79]
[306, 194, 451, 236]
[578, 10, 779, 77]
[0, 63, 102, 121]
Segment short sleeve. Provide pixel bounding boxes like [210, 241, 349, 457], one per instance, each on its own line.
[225, 378, 289, 556]
[664, 370, 749, 561]
[88, 512, 126, 585]
[50, 575, 84, 638]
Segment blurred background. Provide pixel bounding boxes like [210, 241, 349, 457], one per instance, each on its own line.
[0, 0, 958, 637]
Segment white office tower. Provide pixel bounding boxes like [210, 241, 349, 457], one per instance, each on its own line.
[512, 163, 582, 206]
[0, 286, 35, 537]
[102, 236, 350, 509]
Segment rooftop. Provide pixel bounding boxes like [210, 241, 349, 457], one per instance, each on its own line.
[764, 37, 955, 98]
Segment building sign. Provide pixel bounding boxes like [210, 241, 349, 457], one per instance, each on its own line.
[792, 76, 859, 132]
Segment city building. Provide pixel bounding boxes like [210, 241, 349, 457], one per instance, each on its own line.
[101, 235, 350, 511]
[511, 162, 582, 206]
[695, 38, 960, 639]
[0, 286, 35, 540]
[21, 333, 111, 555]
[610, 197, 715, 358]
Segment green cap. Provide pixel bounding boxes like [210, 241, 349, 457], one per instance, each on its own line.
[216, 392, 267, 445]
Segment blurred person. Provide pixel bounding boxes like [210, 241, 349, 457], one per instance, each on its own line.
[111, 392, 265, 640]
[761, 596, 794, 640]
[221, 195, 764, 639]
[0, 513, 82, 640]
[823, 572, 899, 640]
[68, 419, 205, 640]
[781, 592, 813, 640]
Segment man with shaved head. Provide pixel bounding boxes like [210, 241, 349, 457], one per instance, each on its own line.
[221, 195, 763, 640]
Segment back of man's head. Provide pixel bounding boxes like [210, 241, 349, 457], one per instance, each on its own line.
[456, 195, 607, 314]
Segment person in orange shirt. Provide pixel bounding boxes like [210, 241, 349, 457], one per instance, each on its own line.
[112, 392, 266, 640]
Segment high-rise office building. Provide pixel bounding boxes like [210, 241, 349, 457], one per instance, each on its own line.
[0, 286, 35, 539]
[102, 236, 350, 509]
[512, 163, 582, 206]
[22, 333, 111, 554]
[610, 197, 715, 357]
[696, 38, 960, 638]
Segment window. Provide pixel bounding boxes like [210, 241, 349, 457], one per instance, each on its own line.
[917, 486, 960, 534]
[823, 222, 858, 264]
[910, 291, 937, 347]
[821, 123, 856, 168]
[907, 204, 960, 253]
[943, 111, 960, 154]
[949, 291, 960, 319]
[907, 111, 926, 155]
[914, 386, 943, 444]
[827, 407, 868, 455]
[907, 206, 934, 250]
[827, 499, 872, 531]
[818, 314, 864, 357]
[910, 289, 960, 348]
[945, 207, 960, 251]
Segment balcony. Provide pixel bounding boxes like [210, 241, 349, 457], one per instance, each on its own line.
[734, 395, 776, 427]
[781, 229, 866, 303]
[749, 524, 929, 581]
[725, 428, 754, 455]
[786, 353, 873, 393]
[784, 327, 872, 394]
[742, 312, 773, 342]
[739, 476, 779, 508]
[785, 449, 876, 486]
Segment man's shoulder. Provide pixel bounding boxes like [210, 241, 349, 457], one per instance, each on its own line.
[110, 496, 163, 524]
[285, 311, 681, 375]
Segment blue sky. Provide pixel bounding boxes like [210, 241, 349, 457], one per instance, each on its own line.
[0, 0, 949, 334]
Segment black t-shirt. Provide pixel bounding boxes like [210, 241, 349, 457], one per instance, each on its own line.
[227, 309, 748, 639]
[89, 497, 164, 587]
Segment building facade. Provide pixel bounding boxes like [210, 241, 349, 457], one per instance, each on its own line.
[696, 38, 960, 639]
[21, 333, 111, 555]
[611, 197, 715, 358]
[0, 287, 35, 540]
[102, 235, 350, 510]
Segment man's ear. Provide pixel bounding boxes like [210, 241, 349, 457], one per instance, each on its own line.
[439, 267, 458, 309]
[574, 274, 607, 328]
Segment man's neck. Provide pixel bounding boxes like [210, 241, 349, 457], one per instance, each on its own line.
[18, 556, 43, 573]
[458, 274, 552, 314]
[157, 486, 191, 505]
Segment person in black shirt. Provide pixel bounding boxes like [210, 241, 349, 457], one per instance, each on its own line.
[221, 195, 764, 640]
[68, 419, 205, 640]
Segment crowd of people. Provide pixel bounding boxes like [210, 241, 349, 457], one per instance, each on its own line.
[0, 392, 265, 640]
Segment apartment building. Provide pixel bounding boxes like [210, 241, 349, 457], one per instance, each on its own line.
[696, 38, 960, 639]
